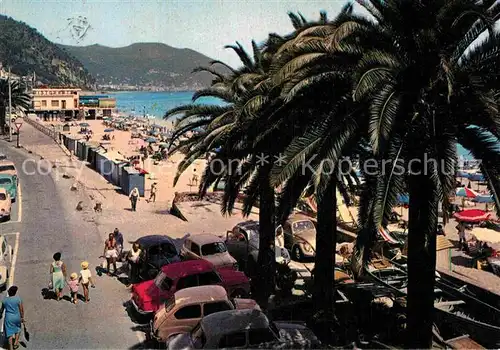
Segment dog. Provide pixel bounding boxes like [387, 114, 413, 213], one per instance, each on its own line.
[94, 202, 103, 213]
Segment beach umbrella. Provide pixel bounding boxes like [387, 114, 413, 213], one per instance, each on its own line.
[457, 171, 469, 178]
[473, 195, 494, 204]
[158, 142, 168, 147]
[103, 117, 113, 121]
[469, 173, 485, 182]
[455, 187, 478, 198]
[145, 137, 157, 143]
[79, 122, 90, 127]
[453, 209, 491, 223]
[396, 194, 410, 205]
[471, 227, 500, 243]
[104, 128, 114, 133]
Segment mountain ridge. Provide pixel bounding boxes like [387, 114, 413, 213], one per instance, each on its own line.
[58, 42, 228, 91]
[0, 15, 94, 87]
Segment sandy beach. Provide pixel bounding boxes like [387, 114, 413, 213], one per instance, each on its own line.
[41, 116, 208, 206]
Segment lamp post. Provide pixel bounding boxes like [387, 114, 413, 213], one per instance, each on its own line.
[8, 67, 12, 142]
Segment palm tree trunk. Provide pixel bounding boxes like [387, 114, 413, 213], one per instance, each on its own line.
[256, 163, 275, 309]
[407, 170, 438, 348]
[313, 175, 336, 337]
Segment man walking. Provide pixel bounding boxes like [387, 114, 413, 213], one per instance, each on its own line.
[148, 182, 157, 203]
[113, 228, 124, 258]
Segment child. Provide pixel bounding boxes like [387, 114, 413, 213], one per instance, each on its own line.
[68, 273, 79, 304]
[79, 261, 95, 303]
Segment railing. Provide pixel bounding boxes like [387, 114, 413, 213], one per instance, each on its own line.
[23, 116, 61, 142]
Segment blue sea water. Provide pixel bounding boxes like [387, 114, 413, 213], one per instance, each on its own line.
[109, 91, 478, 159]
[108, 91, 221, 119]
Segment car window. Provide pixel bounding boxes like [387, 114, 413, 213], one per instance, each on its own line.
[165, 296, 176, 313]
[177, 275, 199, 290]
[228, 229, 246, 242]
[191, 242, 201, 255]
[219, 332, 247, 348]
[248, 328, 277, 345]
[0, 178, 11, 185]
[201, 242, 227, 255]
[0, 166, 15, 172]
[292, 220, 315, 232]
[174, 304, 202, 319]
[198, 271, 221, 286]
[203, 301, 232, 316]
[161, 243, 178, 257]
[0, 193, 6, 200]
[160, 277, 173, 290]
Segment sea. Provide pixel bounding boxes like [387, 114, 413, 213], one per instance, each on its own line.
[109, 91, 474, 159]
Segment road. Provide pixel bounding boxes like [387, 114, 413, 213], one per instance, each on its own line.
[0, 140, 145, 349]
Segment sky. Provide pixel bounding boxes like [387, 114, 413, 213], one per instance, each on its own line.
[0, 0, 348, 68]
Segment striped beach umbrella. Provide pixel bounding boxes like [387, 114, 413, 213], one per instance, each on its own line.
[455, 187, 479, 198]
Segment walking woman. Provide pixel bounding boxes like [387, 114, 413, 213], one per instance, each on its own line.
[1, 286, 25, 350]
[129, 187, 140, 211]
[50, 252, 67, 301]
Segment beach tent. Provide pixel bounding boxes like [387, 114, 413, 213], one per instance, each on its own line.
[104, 128, 114, 133]
[145, 137, 157, 143]
[79, 122, 90, 127]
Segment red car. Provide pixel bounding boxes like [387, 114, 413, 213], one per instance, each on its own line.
[130, 259, 250, 318]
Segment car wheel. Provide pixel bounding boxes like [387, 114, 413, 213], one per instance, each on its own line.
[292, 245, 304, 261]
[231, 288, 248, 298]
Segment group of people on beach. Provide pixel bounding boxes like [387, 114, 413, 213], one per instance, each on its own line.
[128, 182, 157, 211]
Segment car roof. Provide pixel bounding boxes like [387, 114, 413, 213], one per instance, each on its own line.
[287, 213, 314, 222]
[188, 234, 223, 245]
[135, 235, 176, 247]
[0, 161, 15, 166]
[161, 259, 215, 279]
[201, 309, 268, 336]
[174, 285, 227, 304]
[237, 220, 260, 233]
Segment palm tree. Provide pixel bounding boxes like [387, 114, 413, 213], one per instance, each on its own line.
[0, 79, 31, 134]
[344, 0, 500, 347]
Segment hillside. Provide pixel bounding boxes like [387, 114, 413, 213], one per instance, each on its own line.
[58, 43, 228, 91]
[0, 15, 94, 87]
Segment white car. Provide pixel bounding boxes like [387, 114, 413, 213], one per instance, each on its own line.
[0, 188, 12, 220]
[0, 235, 13, 290]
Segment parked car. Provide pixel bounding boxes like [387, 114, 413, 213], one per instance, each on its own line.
[226, 221, 290, 277]
[181, 234, 237, 270]
[130, 260, 250, 319]
[276, 214, 316, 261]
[0, 189, 12, 221]
[0, 160, 17, 185]
[128, 235, 181, 282]
[150, 285, 259, 343]
[0, 235, 13, 291]
[0, 175, 16, 202]
[166, 309, 320, 349]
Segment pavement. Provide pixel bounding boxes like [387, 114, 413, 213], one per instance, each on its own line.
[0, 130, 143, 348]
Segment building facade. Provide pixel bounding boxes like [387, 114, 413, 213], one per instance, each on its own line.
[32, 88, 81, 117]
[32, 88, 117, 119]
